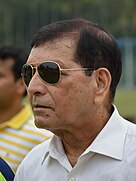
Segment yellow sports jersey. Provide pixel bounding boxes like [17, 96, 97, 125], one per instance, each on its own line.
[0, 104, 52, 173]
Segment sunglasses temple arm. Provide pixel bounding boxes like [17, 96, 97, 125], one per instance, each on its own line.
[60, 68, 95, 71]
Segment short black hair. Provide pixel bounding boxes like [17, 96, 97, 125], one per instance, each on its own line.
[0, 46, 27, 80]
[0, 45, 28, 97]
[31, 18, 122, 102]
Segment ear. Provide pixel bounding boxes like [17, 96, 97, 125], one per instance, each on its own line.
[93, 68, 111, 105]
[16, 78, 26, 96]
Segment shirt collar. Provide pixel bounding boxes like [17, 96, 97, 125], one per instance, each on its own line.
[0, 104, 33, 129]
[41, 135, 66, 165]
[43, 135, 65, 161]
[42, 105, 127, 163]
[84, 105, 127, 160]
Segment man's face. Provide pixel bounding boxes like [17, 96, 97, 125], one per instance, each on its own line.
[27, 38, 96, 133]
[0, 59, 18, 109]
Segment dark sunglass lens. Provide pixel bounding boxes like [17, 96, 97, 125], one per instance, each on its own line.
[38, 62, 60, 84]
[22, 64, 32, 86]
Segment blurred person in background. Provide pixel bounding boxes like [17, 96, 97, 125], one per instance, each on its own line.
[0, 46, 52, 173]
[15, 19, 136, 180]
[0, 157, 14, 181]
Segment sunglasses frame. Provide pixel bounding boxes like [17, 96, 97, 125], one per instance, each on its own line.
[22, 60, 95, 86]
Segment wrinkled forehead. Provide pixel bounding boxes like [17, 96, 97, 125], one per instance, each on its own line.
[27, 38, 76, 66]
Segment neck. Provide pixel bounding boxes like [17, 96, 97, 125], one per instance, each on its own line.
[54, 106, 112, 167]
[0, 102, 24, 124]
[61, 130, 98, 167]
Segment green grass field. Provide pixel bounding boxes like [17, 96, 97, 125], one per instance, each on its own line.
[115, 89, 136, 118]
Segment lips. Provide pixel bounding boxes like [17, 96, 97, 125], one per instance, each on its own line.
[32, 97, 54, 111]
[32, 102, 54, 111]
[33, 106, 51, 115]
[33, 104, 50, 109]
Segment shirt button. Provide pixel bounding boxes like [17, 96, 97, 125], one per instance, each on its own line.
[69, 177, 75, 181]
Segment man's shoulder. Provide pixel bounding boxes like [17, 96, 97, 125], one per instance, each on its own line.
[121, 120, 136, 161]
[15, 138, 52, 180]
[29, 138, 51, 154]
[21, 138, 51, 164]
[126, 120, 136, 137]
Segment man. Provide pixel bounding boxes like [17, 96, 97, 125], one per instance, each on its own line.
[15, 19, 136, 180]
[0, 157, 14, 181]
[0, 46, 52, 173]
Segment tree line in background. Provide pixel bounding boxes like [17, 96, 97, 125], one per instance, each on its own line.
[0, 0, 136, 50]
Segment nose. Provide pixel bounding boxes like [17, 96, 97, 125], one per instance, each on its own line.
[27, 72, 48, 96]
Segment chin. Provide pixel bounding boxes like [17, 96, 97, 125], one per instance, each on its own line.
[34, 116, 52, 130]
[34, 119, 46, 128]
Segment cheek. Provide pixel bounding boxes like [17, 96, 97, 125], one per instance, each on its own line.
[54, 83, 91, 117]
[0, 82, 14, 94]
[0, 84, 17, 105]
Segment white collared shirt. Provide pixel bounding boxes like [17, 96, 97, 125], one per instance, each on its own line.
[14, 107, 136, 181]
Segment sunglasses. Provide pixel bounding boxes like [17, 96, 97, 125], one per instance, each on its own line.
[22, 61, 95, 86]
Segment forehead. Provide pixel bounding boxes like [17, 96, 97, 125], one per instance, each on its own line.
[27, 38, 76, 66]
[0, 59, 14, 72]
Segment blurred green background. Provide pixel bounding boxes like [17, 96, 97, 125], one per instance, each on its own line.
[1, 0, 136, 49]
[115, 89, 136, 118]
